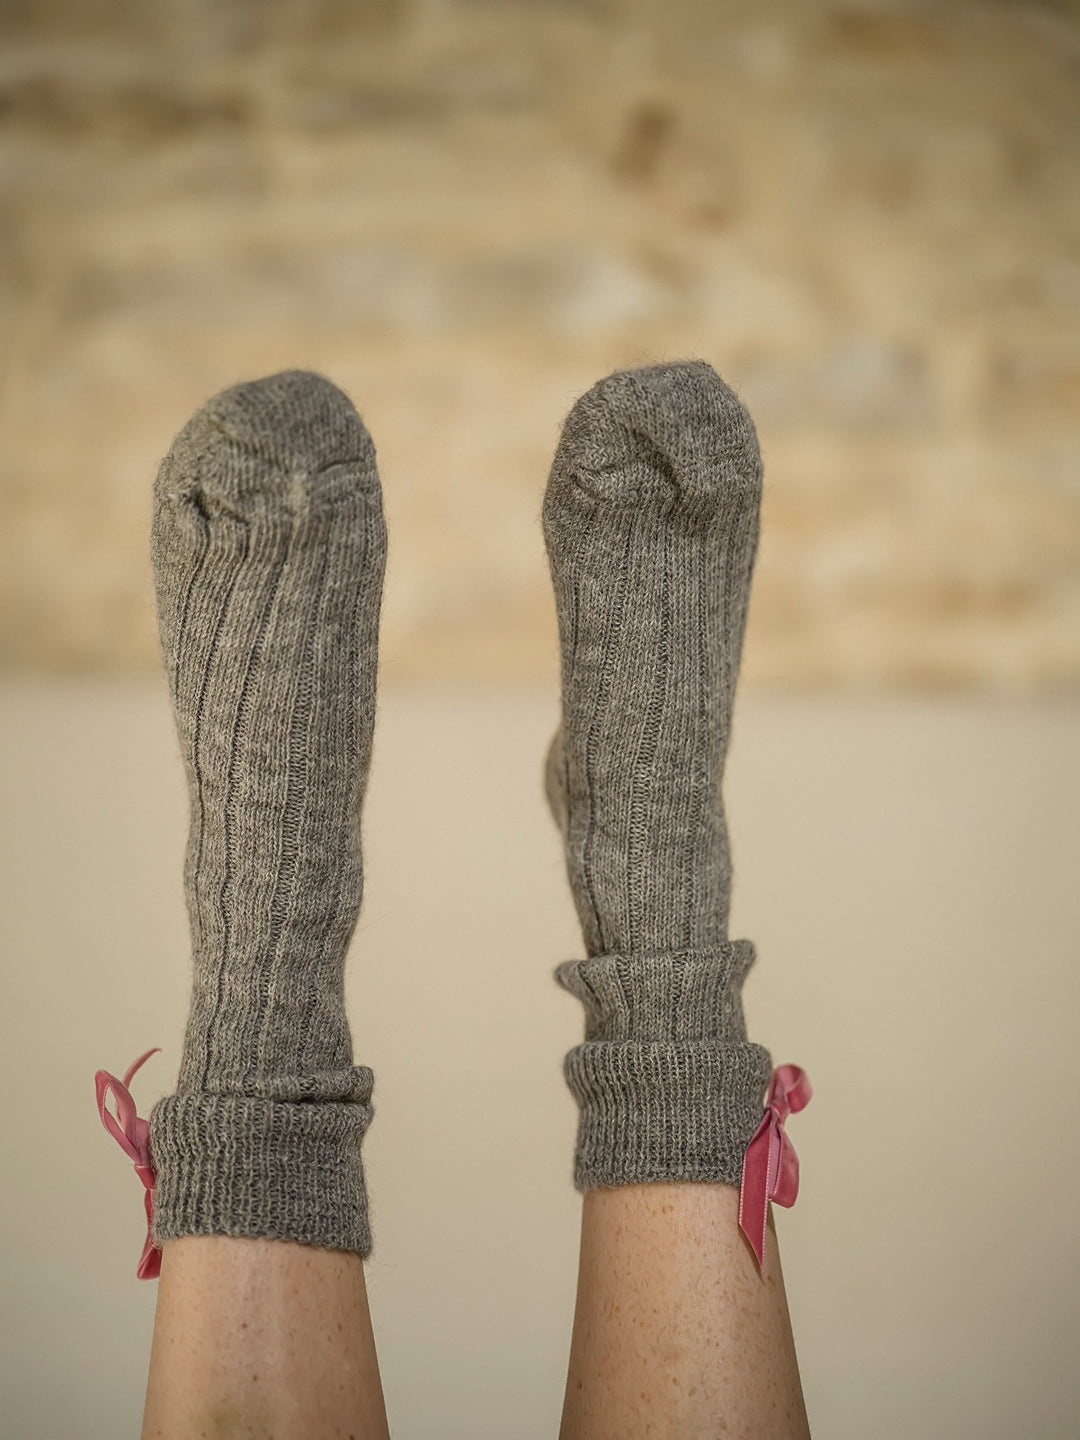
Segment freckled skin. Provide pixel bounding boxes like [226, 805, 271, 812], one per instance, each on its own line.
[559, 1185, 810, 1440]
[141, 1236, 389, 1440]
[142, 1195, 806, 1437]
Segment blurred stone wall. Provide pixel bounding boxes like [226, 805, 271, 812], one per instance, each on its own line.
[1, 0, 1078, 686]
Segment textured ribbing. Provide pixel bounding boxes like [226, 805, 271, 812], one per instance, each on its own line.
[147, 370, 385, 1255]
[150, 1086, 373, 1248]
[544, 361, 771, 1190]
[556, 948, 772, 1188]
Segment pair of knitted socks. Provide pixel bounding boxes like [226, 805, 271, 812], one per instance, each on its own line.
[144, 361, 773, 1257]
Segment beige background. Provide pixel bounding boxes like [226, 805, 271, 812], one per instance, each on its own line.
[2, 682, 1079, 1439]
[1, 0, 1079, 686]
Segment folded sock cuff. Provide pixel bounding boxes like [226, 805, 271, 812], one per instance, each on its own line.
[556, 943, 758, 1042]
[556, 945, 772, 1188]
[562, 1038, 773, 1188]
[148, 1073, 374, 1256]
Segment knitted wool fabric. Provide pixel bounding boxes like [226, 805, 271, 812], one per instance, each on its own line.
[543, 360, 773, 1188]
[147, 370, 385, 1254]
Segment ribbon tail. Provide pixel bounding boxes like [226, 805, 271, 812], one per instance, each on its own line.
[771, 1128, 801, 1209]
[738, 1113, 774, 1270]
[135, 1183, 160, 1279]
[135, 1165, 161, 1280]
[137, 1241, 162, 1281]
[123, 1047, 162, 1090]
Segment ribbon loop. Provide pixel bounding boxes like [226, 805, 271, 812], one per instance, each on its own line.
[94, 1048, 163, 1280]
[737, 1063, 811, 1274]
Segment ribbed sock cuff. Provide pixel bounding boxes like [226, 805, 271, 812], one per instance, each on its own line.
[556, 946, 772, 1189]
[148, 1075, 374, 1256]
[562, 1038, 772, 1188]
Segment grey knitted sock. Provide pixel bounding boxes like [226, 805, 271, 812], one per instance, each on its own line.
[543, 360, 773, 1190]
[147, 370, 386, 1255]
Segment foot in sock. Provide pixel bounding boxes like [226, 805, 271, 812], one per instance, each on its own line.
[148, 370, 386, 1255]
[543, 359, 773, 1189]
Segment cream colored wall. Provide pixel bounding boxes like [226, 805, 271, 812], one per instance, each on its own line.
[2, 682, 1077, 1439]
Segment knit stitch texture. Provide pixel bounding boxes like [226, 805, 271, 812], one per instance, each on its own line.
[147, 370, 385, 1254]
[544, 361, 773, 1189]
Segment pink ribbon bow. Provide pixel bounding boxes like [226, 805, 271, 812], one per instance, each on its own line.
[95, 1048, 162, 1280]
[738, 1063, 812, 1273]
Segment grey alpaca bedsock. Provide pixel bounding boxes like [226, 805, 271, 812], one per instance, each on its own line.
[147, 370, 386, 1255]
[543, 360, 773, 1190]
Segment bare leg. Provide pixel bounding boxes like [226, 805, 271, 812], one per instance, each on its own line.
[143, 1237, 389, 1440]
[560, 1186, 810, 1440]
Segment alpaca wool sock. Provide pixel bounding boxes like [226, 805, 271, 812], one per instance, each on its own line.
[147, 370, 386, 1255]
[543, 360, 773, 1189]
